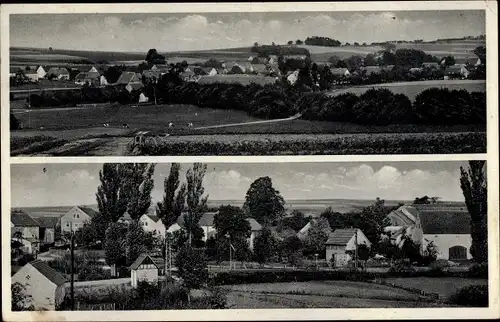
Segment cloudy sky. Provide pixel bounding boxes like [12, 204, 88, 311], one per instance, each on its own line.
[10, 161, 470, 208]
[10, 11, 485, 52]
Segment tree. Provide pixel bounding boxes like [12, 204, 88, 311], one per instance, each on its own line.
[214, 205, 251, 261]
[287, 40, 293, 45]
[243, 176, 285, 225]
[279, 210, 310, 232]
[184, 163, 209, 246]
[328, 55, 341, 66]
[304, 218, 330, 257]
[125, 221, 149, 265]
[176, 246, 208, 297]
[282, 235, 303, 267]
[104, 222, 128, 274]
[442, 55, 456, 67]
[11, 282, 34, 311]
[474, 46, 486, 65]
[296, 39, 303, 45]
[460, 161, 487, 263]
[121, 163, 156, 221]
[145, 48, 166, 65]
[96, 164, 129, 223]
[10, 112, 21, 130]
[156, 163, 187, 232]
[364, 53, 377, 66]
[345, 55, 364, 71]
[253, 42, 259, 47]
[254, 227, 276, 264]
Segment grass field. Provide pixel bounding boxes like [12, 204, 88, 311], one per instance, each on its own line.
[327, 80, 486, 101]
[224, 281, 454, 308]
[383, 277, 488, 300]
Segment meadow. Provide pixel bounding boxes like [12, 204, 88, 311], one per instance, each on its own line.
[327, 80, 486, 101]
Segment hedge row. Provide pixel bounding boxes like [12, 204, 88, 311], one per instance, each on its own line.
[299, 88, 486, 125]
[210, 268, 486, 286]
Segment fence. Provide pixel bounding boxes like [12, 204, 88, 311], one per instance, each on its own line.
[76, 302, 116, 311]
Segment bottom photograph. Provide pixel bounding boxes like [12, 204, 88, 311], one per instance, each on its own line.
[9, 161, 488, 311]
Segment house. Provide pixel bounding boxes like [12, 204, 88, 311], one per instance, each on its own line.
[59, 206, 98, 234]
[139, 213, 166, 238]
[11, 210, 40, 240]
[251, 57, 268, 65]
[142, 69, 162, 80]
[228, 63, 247, 74]
[416, 204, 472, 261]
[74, 72, 100, 86]
[100, 75, 109, 86]
[12, 260, 67, 310]
[115, 71, 142, 85]
[325, 228, 371, 267]
[381, 65, 395, 72]
[249, 64, 268, 75]
[202, 67, 217, 76]
[330, 68, 351, 77]
[138, 93, 149, 103]
[129, 254, 165, 288]
[246, 218, 262, 250]
[36, 66, 47, 79]
[12, 237, 40, 255]
[88, 66, 99, 73]
[117, 212, 133, 225]
[286, 70, 300, 85]
[384, 205, 423, 249]
[35, 216, 60, 245]
[297, 218, 332, 241]
[422, 62, 440, 69]
[197, 75, 278, 86]
[125, 82, 144, 93]
[360, 66, 382, 76]
[46, 67, 70, 80]
[168, 211, 219, 242]
[180, 71, 198, 82]
[475, 58, 482, 66]
[445, 64, 470, 79]
[408, 67, 422, 74]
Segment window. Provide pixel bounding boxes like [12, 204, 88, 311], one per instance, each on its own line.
[449, 245, 467, 260]
[74, 214, 79, 219]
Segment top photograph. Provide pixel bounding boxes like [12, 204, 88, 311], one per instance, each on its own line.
[8, 10, 487, 156]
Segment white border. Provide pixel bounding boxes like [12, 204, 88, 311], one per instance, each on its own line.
[1, 2, 499, 321]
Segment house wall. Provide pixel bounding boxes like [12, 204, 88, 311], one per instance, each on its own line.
[12, 226, 39, 239]
[42, 228, 55, 244]
[25, 74, 39, 82]
[54, 285, 66, 308]
[325, 245, 351, 267]
[140, 216, 166, 238]
[132, 264, 159, 288]
[345, 232, 371, 251]
[60, 207, 92, 234]
[201, 225, 216, 242]
[12, 264, 58, 310]
[423, 234, 472, 260]
[247, 231, 260, 250]
[58, 74, 70, 80]
[37, 68, 46, 78]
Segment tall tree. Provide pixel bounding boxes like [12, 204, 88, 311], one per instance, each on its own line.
[175, 246, 208, 301]
[104, 222, 128, 275]
[184, 163, 209, 246]
[156, 163, 187, 230]
[460, 161, 488, 263]
[304, 218, 331, 258]
[254, 227, 276, 264]
[123, 163, 156, 221]
[243, 176, 285, 225]
[214, 205, 251, 261]
[96, 164, 129, 223]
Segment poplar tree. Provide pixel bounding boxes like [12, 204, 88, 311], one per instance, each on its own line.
[184, 163, 209, 246]
[156, 163, 187, 230]
[123, 163, 156, 221]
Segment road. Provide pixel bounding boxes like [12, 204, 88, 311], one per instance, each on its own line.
[10, 87, 84, 93]
[194, 112, 303, 130]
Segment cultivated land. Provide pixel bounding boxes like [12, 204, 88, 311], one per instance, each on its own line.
[224, 281, 456, 308]
[327, 80, 486, 100]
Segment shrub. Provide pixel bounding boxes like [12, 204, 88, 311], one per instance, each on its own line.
[449, 285, 488, 307]
[468, 263, 488, 279]
[10, 112, 21, 130]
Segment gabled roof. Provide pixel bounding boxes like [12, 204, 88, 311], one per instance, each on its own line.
[11, 210, 40, 227]
[74, 72, 99, 81]
[145, 214, 161, 223]
[446, 65, 468, 74]
[176, 211, 219, 227]
[126, 82, 144, 91]
[361, 66, 382, 74]
[414, 204, 471, 234]
[35, 216, 60, 229]
[76, 206, 99, 218]
[47, 67, 69, 75]
[116, 71, 140, 84]
[251, 64, 268, 74]
[330, 67, 350, 75]
[29, 260, 67, 286]
[129, 254, 160, 270]
[246, 218, 262, 231]
[325, 228, 357, 246]
[142, 70, 162, 78]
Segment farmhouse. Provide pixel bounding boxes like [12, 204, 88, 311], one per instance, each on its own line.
[416, 204, 473, 261]
[12, 260, 67, 310]
[330, 67, 351, 77]
[129, 254, 165, 288]
[168, 211, 219, 242]
[246, 218, 263, 250]
[384, 205, 424, 248]
[251, 56, 269, 64]
[325, 228, 371, 267]
[46, 67, 70, 80]
[408, 67, 422, 74]
[60, 206, 98, 234]
[35, 216, 60, 245]
[422, 62, 440, 69]
[74, 72, 100, 86]
[115, 71, 142, 85]
[228, 63, 247, 74]
[11, 210, 40, 241]
[445, 64, 470, 79]
[286, 70, 300, 85]
[139, 213, 166, 238]
[180, 71, 198, 82]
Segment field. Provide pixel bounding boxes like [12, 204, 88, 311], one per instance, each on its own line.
[383, 277, 488, 300]
[327, 80, 486, 101]
[224, 281, 455, 308]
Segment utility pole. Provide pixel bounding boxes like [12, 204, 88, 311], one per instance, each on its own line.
[70, 228, 75, 311]
[354, 228, 358, 270]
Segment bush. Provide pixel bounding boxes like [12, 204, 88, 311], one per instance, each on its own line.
[468, 263, 488, 279]
[449, 285, 488, 307]
[10, 112, 21, 130]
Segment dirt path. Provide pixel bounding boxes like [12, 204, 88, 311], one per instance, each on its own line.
[193, 113, 302, 130]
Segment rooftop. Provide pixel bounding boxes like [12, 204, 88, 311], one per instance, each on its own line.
[325, 228, 358, 246]
[29, 260, 67, 286]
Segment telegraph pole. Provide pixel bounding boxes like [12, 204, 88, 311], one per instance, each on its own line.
[354, 229, 358, 270]
[70, 228, 75, 311]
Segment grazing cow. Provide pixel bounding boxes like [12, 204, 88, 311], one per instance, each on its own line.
[188, 123, 193, 127]
[123, 123, 129, 128]
[168, 122, 174, 127]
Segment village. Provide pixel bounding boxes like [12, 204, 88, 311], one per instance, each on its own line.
[10, 161, 488, 310]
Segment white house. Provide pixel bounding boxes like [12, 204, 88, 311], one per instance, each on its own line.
[36, 66, 46, 79]
[46, 67, 70, 80]
[287, 70, 300, 85]
[384, 205, 424, 250]
[60, 206, 98, 234]
[129, 254, 164, 288]
[100, 75, 108, 86]
[330, 68, 351, 77]
[138, 93, 149, 103]
[168, 212, 219, 242]
[139, 213, 166, 238]
[12, 260, 67, 310]
[35, 216, 60, 245]
[11, 210, 40, 241]
[88, 66, 98, 73]
[445, 64, 470, 79]
[246, 218, 262, 250]
[325, 228, 371, 267]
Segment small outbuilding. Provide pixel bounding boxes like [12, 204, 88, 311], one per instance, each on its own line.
[325, 228, 371, 267]
[129, 254, 165, 288]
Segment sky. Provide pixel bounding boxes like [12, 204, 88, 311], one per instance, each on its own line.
[10, 11, 485, 52]
[10, 161, 470, 208]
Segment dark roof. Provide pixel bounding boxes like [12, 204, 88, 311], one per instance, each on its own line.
[129, 254, 161, 270]
[11, 210, 40, 227]
[35, 216, 60, 228]
[415, 205, 471, 234]
[198, 75, 277, 86]
[361, 66, 382, 74]
[330, 68, 350, 75]
[47, 67, 69, 75]
[77, 206, 99, 218]
[74, 72, 99, 81]
[116, 71, 140, 84]
[325, 228, 357, 246]
[30, 260, 67, 286]
[177, 212, 219, 227]
[146, 214, 161, 223]
[446, 65, 468, 74]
